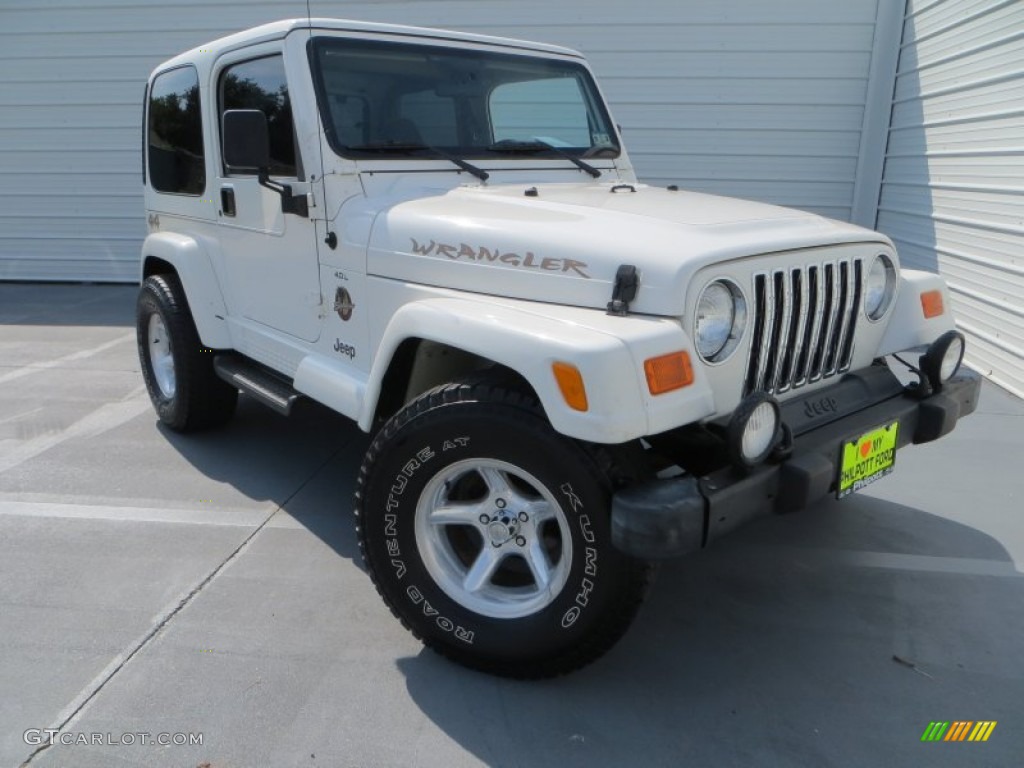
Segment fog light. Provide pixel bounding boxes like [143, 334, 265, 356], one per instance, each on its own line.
[919, 330, 965, 392]
[727, 392, 781, 468]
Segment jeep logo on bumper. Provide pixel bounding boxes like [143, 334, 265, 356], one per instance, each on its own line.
[803, 396, 838, 419]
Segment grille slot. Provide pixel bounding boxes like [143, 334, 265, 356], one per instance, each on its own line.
[745, 259, 861, 395]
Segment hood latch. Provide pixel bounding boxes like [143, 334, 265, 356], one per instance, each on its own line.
[607, 264, 640, 316]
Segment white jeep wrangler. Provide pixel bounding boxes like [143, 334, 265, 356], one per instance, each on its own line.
[138, 18, 980, 677]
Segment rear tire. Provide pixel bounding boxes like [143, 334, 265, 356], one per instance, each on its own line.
[136, 274, 237, 432]
[356, 374, 651, 678]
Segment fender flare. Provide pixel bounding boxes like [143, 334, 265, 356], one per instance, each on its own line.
[141, 232, 232, 349]
[359, 297, 716, 444]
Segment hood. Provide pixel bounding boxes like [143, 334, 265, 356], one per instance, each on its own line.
[365, 181, 890, 316]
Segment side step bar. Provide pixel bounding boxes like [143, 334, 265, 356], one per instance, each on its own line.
[213, 354, 301, 416]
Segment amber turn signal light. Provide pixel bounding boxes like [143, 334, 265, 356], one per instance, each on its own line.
[644, 351, 694, 395]
[552, 362, 589, 412]
[921, 290, 944, 318]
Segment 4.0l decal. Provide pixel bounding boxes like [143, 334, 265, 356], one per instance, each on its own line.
[411, 238, 592, 278]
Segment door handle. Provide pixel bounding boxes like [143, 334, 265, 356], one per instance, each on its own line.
[220, 186, 236, 217]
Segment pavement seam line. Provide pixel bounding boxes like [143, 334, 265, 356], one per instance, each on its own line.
[16, 504, 280, 767]
[0, 331, 134, 385]
[17, 440, 352, 767]
[0, 500, 275, 527]
[0, 386, 151, 475]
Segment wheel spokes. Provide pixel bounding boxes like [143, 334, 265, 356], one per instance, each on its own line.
[462, 546, 506, 593]
[430, 502, 489, 527]
[522, 499, 554, 524]
[414, 457, 574, 619]
[147, 314, 176, 398]
[525, 538, 553, 590]
[478, 465, 512, 499]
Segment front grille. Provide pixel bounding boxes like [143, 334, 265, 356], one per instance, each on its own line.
[744, 258, 862, 395]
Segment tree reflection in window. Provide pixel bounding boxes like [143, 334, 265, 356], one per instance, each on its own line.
[221, 56, 297, 177]
[148, 66, 205, 195]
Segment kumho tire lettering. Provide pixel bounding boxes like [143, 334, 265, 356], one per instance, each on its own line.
[355, 373, 651, 679]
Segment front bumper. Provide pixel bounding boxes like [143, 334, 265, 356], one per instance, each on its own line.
[611, 365, 982, 559]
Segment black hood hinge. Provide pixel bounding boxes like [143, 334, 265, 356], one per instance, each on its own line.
[607, 264, 640, 316]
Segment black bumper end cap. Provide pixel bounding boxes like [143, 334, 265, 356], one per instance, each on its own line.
[777, 451, 834, 514]
[914, 395, 960, 443]
[913, 370, 980, 443]
[611, 476, 705, 559]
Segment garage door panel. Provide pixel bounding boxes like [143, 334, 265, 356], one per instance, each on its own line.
[894, 40, 1024, 98]
[886, 113, 1024, 152]
[878, 183, 1024, 226]
[880, 0, 1024, 403]
[616, 104, 865, 132]
[903, 1, 1024, 61]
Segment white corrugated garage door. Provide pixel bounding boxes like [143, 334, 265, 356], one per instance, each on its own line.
[877, 0, 1024, 396]
[0, 0, 882, 282]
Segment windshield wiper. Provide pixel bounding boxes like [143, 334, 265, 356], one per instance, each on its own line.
[344, 142, 489, 181]
[488, 139, 601, 178]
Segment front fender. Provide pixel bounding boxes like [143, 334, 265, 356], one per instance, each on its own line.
[878, 269, 957, 356]
[141, 232, 232, 349]
[360, 298, 717, 443]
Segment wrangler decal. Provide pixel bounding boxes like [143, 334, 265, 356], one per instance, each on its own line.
[410, 238, 591, 278]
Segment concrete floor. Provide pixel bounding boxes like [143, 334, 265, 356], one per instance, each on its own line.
[1, 282, 1021, 768]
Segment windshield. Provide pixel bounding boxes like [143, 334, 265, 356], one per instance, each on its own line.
[309, 37, 620, 160]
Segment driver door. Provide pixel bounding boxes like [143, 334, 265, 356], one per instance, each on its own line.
[215, 48, 321, 342]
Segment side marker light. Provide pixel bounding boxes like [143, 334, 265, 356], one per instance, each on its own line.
[552, 362, 589, 411]
[644, 351, 694, 396]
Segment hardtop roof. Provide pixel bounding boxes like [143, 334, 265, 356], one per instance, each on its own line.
[152, 17, 583, 76]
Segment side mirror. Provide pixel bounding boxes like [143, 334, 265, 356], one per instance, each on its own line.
[221, 109, 308, 218]
[223, 109, 270, 171]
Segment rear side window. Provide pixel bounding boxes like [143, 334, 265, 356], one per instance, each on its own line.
[220, 56, 298, 177]
[148, 66, 205, 195]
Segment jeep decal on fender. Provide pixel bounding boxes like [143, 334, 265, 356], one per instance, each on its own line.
[410, 238, 591, 278]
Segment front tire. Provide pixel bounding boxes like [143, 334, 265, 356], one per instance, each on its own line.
[356, 376, 651, 678]
[136, 274, 237, 432]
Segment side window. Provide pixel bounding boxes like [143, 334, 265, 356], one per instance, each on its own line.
[148, 66, 205, 195]
[220, 56, 298, 177]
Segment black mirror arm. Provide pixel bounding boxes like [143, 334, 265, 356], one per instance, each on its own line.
[257, 168, 309, 218]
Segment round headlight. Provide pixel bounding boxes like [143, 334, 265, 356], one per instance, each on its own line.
[864, 254, 896, 321]
[695, 280, 745, 362]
